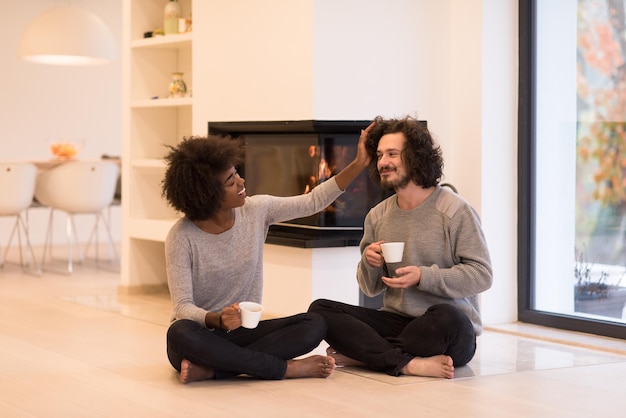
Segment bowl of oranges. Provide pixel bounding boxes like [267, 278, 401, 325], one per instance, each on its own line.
[49, 141, 80, 159]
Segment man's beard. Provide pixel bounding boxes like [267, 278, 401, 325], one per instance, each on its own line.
[380, 171, 411, 191]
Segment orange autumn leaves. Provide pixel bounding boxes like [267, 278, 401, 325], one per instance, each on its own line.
[578, 123, 626, 206]
[577, 3, 626, 207]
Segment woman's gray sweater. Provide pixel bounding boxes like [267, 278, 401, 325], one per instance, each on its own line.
[165, 178, 343, 325]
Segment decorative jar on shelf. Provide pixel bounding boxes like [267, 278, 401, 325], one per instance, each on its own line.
[164, 0, 182, 35]
[168, 72, 187, 98]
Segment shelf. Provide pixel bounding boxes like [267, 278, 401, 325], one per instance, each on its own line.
[131, 97, 193, 108]
[123, 0, 194, 290]
[131, 32, 192, 49]
[128, 218, 179, 242]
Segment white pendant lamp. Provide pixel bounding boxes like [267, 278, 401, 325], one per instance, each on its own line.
[18, 6, 116, 66]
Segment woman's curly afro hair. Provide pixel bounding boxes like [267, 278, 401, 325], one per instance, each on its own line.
[161, 135, 244, 221]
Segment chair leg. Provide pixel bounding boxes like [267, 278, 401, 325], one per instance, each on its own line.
[17, 214, 41, 276]
[65, 214, 86, 274]
[84, 215, 99, 261]
[83, 209, 119, 270]
[69, 215, 84, 264]
[103, 205, 117, 262]
[1, 217, 20, 267]
[1, 213, 41, 276]
[65, 215, 73, 274]
[41, 209, 54, 270]
[41, 209, 75, 275]
[98, 210, 119, 268]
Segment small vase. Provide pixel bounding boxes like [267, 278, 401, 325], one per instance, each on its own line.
[164, 0, 182, 35]
[169, 72, 187, 98]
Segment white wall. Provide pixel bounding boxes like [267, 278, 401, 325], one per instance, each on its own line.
[311, 0, 451, 122]
[479, 0, 519, 324]
[533, 0, 577, 312]
[0, 0, 122, 246]
[195, 0, 314, 124]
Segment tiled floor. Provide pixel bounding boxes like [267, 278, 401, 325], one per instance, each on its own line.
[1, 256, 626, 417]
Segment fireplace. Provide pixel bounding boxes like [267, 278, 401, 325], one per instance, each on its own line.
[208, 120, 393, 247]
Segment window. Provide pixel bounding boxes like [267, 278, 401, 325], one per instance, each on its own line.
[519, 0, 626, 339]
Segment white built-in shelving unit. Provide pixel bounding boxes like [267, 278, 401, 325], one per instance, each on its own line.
[121, 0, 193, 291]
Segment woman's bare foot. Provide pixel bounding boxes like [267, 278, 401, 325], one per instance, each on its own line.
[326, 346, 366, 368]
[284, 355, 335, 378]
[401, 355, 454, 379]
[179, 359, 216, 384]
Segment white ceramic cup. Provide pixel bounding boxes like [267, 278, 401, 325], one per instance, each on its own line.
[381, 242, 405, 263]
[239, 301, 264, 329]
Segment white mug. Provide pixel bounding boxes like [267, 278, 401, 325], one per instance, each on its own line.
[239, 301, 264, 329]
[381, 242, 404, 263]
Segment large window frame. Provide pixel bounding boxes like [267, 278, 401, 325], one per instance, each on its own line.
[518, 0, 625, 339]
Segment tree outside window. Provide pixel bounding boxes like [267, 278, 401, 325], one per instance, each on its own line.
[576, 0, 626, 267]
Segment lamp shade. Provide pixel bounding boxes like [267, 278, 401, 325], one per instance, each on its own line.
[18, 6, 116, 66]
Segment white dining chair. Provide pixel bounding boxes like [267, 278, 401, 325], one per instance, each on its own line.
[0, 162, 41, 275]
[34, 160, 120, 274]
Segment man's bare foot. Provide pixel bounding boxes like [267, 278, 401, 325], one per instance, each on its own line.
[179, 359, 215, 384]
[326, 346, 366, 368]
[284, 355, 335, 378]
[401, 355, 454, 379]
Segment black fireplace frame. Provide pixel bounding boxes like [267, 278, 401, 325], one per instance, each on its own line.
[208, 120, 389, 248]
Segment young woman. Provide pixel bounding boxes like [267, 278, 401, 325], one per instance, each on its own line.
[163, 123, 373, 383]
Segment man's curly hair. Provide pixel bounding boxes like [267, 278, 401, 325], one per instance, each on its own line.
[365, 115, 443, 188]
[161, 135, 244, 221]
